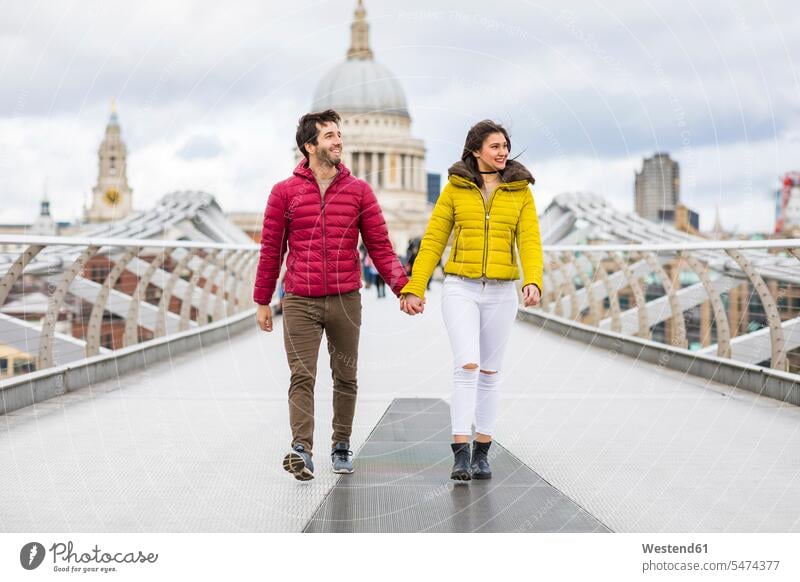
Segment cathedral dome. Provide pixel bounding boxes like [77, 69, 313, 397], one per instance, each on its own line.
[312, 60, 408, 117]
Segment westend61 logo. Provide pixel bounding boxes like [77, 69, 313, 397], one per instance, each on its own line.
[19, 540, 158, 573]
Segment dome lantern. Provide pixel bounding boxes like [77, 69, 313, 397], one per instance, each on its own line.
[347, 0, 373, 61]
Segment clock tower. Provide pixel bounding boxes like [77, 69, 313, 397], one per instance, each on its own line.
[88, 100, 133, 222]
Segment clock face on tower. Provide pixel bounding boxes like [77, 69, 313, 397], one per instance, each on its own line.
[103, 188, 121, 206]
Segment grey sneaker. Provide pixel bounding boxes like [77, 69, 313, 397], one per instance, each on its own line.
[331, 441, 354, 474]
[283, 444, 314, 481]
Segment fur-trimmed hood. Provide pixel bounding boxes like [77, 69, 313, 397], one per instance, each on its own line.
[447, 159, 535, 189]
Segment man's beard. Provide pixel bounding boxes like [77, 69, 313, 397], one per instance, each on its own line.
[317, 146, 341, 167]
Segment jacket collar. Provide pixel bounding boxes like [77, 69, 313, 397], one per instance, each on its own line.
[447, 159, 535, 191]
[293, 159, 351, 183]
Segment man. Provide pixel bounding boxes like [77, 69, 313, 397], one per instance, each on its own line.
[254, 109, 409, 480]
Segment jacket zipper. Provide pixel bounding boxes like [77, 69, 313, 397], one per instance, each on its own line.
[316, 170, 344, 296]
[453, 226, 461, 261]
[474, 185, 499, 277]
[321, 198, 327, 295]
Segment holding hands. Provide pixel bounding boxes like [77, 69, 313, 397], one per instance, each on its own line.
[400, 293, 425, 315]
[401, 284, 539, 315]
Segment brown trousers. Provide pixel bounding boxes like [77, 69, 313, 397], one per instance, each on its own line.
[282, 290, 362, 455]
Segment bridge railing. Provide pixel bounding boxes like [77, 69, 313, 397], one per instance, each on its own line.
[538, 239, 800, 374]
[0, 235, 260, 381]
[3, 235, 798, 385]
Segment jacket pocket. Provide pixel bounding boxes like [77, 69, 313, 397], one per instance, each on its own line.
[453, 226, 461, 261]
[509, 226, 517, 267]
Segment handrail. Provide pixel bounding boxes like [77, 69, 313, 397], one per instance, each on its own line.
[3, 235, 798, 253]
[542, 239, 800, 252]
[0, 234, 258, 251]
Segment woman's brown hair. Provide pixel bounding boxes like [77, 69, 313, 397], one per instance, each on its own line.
[460, 120, 512, 188]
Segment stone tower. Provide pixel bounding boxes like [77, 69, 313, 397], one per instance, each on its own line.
[88, 100, 133, 222]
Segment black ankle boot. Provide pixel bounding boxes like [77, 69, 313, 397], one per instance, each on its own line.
[471, 440, 492, 479]
[450, 443, 472, 481]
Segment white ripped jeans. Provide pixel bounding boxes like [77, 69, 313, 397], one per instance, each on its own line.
[441, 275, 519, 437]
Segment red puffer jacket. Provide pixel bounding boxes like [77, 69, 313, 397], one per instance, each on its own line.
[253, 160, 409, 304]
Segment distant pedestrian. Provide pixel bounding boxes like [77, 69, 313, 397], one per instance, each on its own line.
[360, 242, 372, 288]
[368, 258, 385, 298]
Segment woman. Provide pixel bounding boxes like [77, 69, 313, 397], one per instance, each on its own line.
[400, 120, 543, 481]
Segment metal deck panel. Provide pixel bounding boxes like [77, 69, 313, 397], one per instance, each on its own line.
[304, 398, 611, 533]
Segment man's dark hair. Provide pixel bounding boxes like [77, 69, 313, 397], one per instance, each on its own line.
[296, 109, 341, 159]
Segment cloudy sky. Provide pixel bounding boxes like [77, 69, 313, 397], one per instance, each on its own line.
[1, 0, 798, 233]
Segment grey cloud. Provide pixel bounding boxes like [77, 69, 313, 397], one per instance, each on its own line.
[0, 0, 798, 233]
[176, 134, 225, 160]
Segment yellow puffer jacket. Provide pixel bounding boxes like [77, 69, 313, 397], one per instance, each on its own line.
[400, 159, 543, 299]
